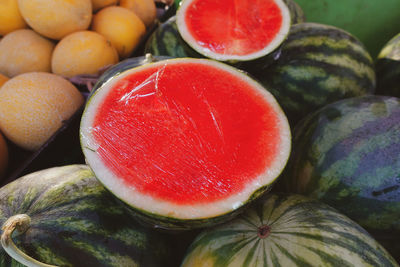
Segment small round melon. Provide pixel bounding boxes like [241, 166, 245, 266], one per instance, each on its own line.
[120, 0, 157, 28]
[52, 31, 119, 78]
[0, 72, 84, 151]
[92, 0, 118, 12]
[17, 0, 92, 40]
[0, 132, 8, 179]
[0, 74, 9, 87]
[92, 6, 146, 59]
[0, 0, 27, 36]
[0, 29, 55, 77]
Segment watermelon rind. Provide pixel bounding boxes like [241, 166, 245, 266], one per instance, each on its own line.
[181, 193, 398, 267]
[376, 32, 400, 97]
[176, 0, 292, 62]
[0, 165, 169, 267]
[80, 57, 291, 229]
[283, 95, 400, 257]
[252, 22, 376, 125]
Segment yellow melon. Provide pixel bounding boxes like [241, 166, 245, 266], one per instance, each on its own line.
[0, 0, 28, 36]
[0, 72, 84, 151]
[92, 0, 118, 12]
[51, 31, 119, 78]
[0, 29, 55, 77]
[119, 0, 156, 28]
[17, 0, 92, 40]
[92, 6, 145, 59]
[0, 74, 9, 87]
[0, 131, 8, 179]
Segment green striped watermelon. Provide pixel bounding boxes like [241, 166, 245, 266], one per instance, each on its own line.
[144, 16, 203, 59]
[146, 0, 305, 61]
[376, 33, 400, 97]
[282, 95, 400, 259]
[181, 194, 398, 266]
[0, 165, 169, 267]
[252, 22, 376, 125]
[80, 57, 291, 230]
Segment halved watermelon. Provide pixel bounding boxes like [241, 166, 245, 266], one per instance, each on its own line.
[176, 0, 292, 61]
[80, 58, 291, 229]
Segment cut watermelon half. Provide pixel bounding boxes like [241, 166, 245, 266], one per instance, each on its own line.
[80, 58, 291, 228]
[176, 0, 292, 61]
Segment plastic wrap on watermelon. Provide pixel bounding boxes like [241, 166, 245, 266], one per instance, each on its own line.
[80, 56, 291, 230]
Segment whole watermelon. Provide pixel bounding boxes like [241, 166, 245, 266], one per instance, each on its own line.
[376, 32, 400, 97]
[181, 194, 398, 266]
[0, 165, 169, 267]
[283, 95, 400, 259]
[252, 22, 376, 125]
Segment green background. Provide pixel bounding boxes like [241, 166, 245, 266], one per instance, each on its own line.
[294, 0, 400, 58]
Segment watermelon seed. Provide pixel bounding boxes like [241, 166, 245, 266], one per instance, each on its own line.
[257, 225, 271, 238]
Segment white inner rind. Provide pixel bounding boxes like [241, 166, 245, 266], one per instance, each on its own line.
[80, 58, 291, 220]
[176, 0, 292, 61]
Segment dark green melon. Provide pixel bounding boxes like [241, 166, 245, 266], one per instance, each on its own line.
[181, 194, 398, 266]
[252, 22, 376, 125]
[283, 95, 400, 259]
[376, 33, 400, 97]
[144, 16, 203, 59]
[0, 165, 169, 267]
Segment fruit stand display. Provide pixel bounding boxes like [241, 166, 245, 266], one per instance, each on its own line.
[0, 0, 399, 266]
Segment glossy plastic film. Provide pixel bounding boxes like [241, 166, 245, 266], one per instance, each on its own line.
[80, 58, 291, 219]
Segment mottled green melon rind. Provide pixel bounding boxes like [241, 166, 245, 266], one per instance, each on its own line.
[283, 95, 400, 257]
[376, 32, 400, 97]
[253, 22, 376, 125]
[114, 184, 272, 231]
[0, 165, 169, 267]
[182, 194, 398, 267]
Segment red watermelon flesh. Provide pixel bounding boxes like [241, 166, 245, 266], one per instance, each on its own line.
[81, 58, 290, 220]
[177, 0, 291, 61]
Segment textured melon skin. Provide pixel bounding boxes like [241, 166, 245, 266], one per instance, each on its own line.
[376, 33, 400, 97]
[145, 0, 305, 60]
[283, 95, 400, 260]
[252, 22, 376, 125]
[182, 194, 398, 267]
[0, 165, 169, 267]
[144, 16, 203, 59]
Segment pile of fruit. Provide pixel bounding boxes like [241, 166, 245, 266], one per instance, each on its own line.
[0, 0, 157, 164]
[0, 0, 399, 266]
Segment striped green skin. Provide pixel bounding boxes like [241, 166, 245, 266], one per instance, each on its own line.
[144, 16, 204, 59]
[0, 165, 169, 267]
[376, 33, 400, 97]
[252, 22, 376, 125]
[181, 194, 398, 267]
[116, 185, 272, 231]
[282, 96, 400, 257]
[145, 0, 305, 60]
